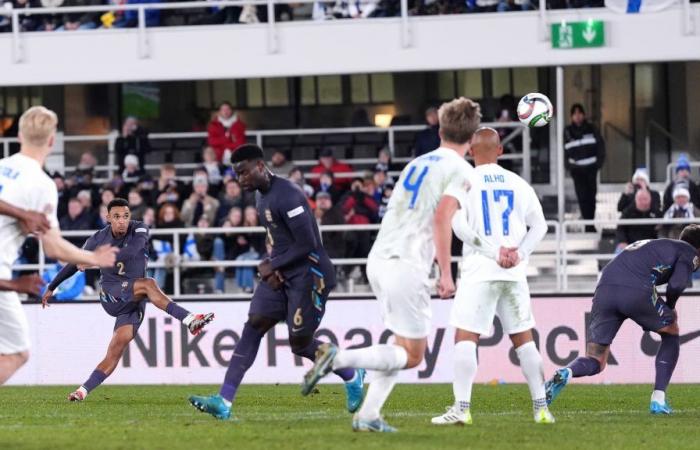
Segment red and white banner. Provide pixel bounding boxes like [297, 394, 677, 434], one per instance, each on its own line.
[9, 297, 700, 385]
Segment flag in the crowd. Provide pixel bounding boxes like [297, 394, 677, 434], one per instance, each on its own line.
[606, 0, 678, 13]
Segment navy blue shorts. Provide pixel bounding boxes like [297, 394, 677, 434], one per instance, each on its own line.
[100, 280, 146, 333]
[588, 284, 676, 345]
[248, 266, 331, 337]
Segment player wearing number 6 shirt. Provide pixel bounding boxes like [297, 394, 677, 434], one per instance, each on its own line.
[0, 106, 122, 386]
[42, 198, 214, 402]
[431, 127, 554, 426]
[302, 98, 502, 433]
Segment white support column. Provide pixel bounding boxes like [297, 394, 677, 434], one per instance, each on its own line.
[556, 65, 565, 223]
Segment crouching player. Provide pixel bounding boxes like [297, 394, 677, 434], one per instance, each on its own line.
[42, 198, 214, 401]
[546, 225, 700, 414]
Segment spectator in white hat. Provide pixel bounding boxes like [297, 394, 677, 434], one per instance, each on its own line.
[617, 167, 661, 213]
[659, 187, 700, 239]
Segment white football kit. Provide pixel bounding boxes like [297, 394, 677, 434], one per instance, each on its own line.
[0, 153, 59, 354]
[451, 163, 547, 336]
[368, 147, 494, 339]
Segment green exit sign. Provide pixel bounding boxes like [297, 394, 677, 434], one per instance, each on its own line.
[551, 20, 605, 49]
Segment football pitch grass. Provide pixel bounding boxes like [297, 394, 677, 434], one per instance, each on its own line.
[1, 384, 699, 449]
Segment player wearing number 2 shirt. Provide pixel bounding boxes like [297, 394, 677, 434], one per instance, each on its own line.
[43, 199, 214, 402]
[302, 98, 499, 433]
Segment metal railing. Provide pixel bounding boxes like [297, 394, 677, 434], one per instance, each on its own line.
[0, 121, 533, 182]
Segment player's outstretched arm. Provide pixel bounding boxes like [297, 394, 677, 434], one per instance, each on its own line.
[0, 200, 51, 236]
[40, 227, 118, 269]
[42, 263, 82, 308]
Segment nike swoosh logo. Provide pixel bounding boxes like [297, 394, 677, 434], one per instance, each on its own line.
[641, 330, 700, 356]
[291, 327, 304, 333]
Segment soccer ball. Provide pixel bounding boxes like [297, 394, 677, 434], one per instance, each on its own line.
[517, 93, 553, 128]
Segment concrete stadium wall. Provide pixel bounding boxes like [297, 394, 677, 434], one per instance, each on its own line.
[0, 7, 699, 86]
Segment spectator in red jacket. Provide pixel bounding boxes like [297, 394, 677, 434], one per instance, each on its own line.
[310, 148, 353, 190]
[207, 101, 246, 163]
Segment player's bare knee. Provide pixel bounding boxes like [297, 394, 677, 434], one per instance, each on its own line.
[403, 348, 424, 368]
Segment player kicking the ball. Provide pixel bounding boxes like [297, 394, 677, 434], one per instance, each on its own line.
[430, 127, 554, 426]
[302, 98, 509, 432]
[188, 145, 365, 421]
[545, 226, 700, 415]
[42, 198, 214, 401]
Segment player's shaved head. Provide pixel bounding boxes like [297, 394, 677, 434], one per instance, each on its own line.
[470, 127, 503, 165]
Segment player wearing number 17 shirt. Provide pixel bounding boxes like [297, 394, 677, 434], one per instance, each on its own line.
[430, 127, 554, 426]
[302, 98, 502, 432]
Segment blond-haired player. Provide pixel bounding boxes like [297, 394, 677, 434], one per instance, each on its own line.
[431, 127, 553, 425]
[0, 106, 118, 384]
[302, 99, 513, 432]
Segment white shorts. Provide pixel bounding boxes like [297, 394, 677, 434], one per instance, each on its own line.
[367, 255, 432, 339]
[0, 291, 30, 354]
[451, 280, 534, 336]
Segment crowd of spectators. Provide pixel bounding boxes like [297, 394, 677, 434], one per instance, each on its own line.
[0, 0, 615, 33]
[39, 107, 400, 295]
[615, 155, 700, 252]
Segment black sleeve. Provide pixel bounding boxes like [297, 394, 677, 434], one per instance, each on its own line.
[617, 193, 631, 213]
[595, 127, 606, 169]
[47, 264, 79, 291]
[662, 184, 673, 213]
[665, 255, 694, 309]
[270, 194, 318, 271]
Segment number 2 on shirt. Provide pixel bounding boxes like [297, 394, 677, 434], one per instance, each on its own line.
[481, 189, 514, 236]
[402, 165, 429, 209]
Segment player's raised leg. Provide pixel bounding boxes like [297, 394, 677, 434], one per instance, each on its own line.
[69, 323, 134, 401]
[132, 278, 214, 335]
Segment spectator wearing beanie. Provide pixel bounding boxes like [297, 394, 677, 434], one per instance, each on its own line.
[659, 187, 700, 239]
[617, 168, 661, 213]
[662, 154, 700, 213]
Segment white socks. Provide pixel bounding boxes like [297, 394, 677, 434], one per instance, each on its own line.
[182, 314, 194, 327]
[333, 345, 408, 372]
[357, 369, 399, 421]
[452, 340, 478, 407]
[77, 386, 88, 397]
[515, 341, 547, 407]
[651, 390, 666, 403]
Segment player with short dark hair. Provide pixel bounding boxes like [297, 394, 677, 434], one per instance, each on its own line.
[42, 198, 215, 401]
[188, 144, 364, 420]
[546, 224, 700, 415]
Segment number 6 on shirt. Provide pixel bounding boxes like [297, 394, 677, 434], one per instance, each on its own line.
[481, 189, 514, 236]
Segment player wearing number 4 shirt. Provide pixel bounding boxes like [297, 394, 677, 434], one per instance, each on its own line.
[431, 127, 554, 426]
[189, 145, 364, 421]
[302, 98, 509, 433]
[43, 198, 215, 402]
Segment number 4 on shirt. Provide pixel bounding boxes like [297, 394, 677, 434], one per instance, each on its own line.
[403, 165, 429, 209]
[481, 189, 514, 236]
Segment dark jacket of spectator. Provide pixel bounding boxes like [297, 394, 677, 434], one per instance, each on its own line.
[115, 119, 151, 172]
[616, 195, 661, 247]
[60, 0, 103, 28]
[564, 120, 605, 171]
[414, 125, 440, 157]
[207, 108, 247, 162]
[617, 169, 661, 213]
